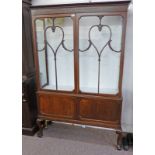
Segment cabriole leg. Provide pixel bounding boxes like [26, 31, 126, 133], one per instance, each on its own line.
[116, 131, 123, 150]
[36, 119, 45, 138]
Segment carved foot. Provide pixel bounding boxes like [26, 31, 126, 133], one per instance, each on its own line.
[116, 131, 123, 150]
[36, 119, 45, 138]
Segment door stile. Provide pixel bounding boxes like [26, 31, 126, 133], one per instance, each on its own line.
[73, 14, 80, 94]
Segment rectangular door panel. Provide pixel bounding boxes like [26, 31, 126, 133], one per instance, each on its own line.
[79, 98, 121, 122]
[38, 93, 76, 119]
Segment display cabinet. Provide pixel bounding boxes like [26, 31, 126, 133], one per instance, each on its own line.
[31, 1, 130, 149]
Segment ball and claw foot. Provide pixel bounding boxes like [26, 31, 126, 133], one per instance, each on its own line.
[117, 144, 122, 150]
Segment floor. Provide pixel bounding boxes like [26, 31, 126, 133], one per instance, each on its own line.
[22, 122, 133, 155]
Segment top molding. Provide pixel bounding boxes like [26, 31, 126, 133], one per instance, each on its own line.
[31, 0, 131, 8]
[31, 1, 130, 16]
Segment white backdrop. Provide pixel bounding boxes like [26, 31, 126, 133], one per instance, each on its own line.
[32, 0, 133, 133]
[122, 3, 133, 132]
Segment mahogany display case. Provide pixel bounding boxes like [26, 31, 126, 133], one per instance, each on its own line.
[31, 1, 130, 149]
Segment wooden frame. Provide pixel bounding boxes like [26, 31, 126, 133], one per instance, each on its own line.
[31, 1, 130, 149]
[33, 13, 75, 93]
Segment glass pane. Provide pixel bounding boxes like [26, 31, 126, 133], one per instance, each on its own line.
[79, 16, 123, 94]
[36, 19, 48, 87]
[35, 17, 74, 91]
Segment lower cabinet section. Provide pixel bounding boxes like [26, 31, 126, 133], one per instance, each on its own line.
[37, 92, 122, 129]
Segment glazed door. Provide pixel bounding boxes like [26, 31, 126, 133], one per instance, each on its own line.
[35, 14, 75, 92]
[78, 15, 123, 95]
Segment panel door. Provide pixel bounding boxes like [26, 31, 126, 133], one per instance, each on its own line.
[38, 93, 76, 119]
[79, 97, 121, 123]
